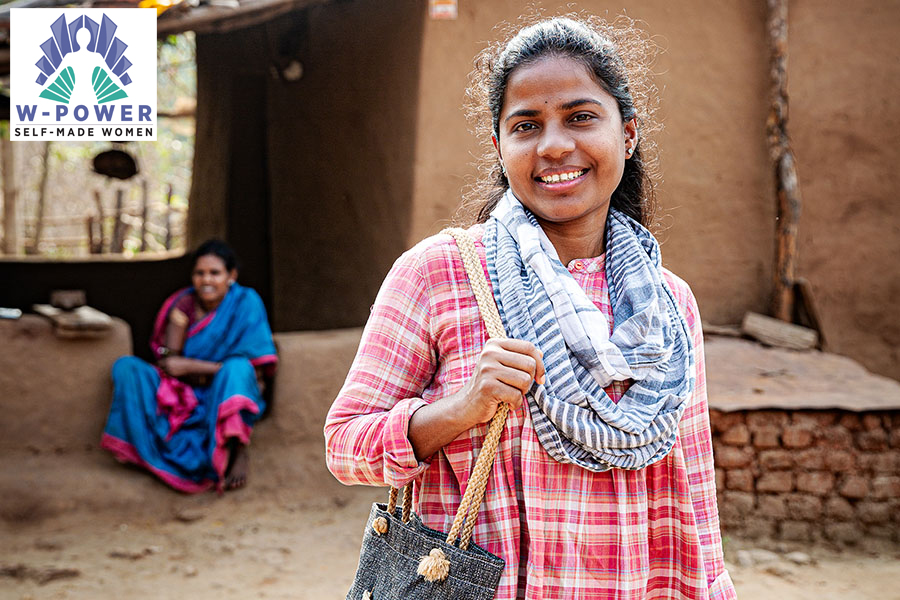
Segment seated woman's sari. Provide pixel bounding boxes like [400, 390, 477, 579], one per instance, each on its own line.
[101, 283, 278, 492]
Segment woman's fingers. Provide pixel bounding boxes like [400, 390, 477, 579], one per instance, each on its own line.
[485, 338, 546, 386]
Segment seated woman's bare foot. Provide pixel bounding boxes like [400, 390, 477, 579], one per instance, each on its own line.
[224, 441, 249, 490]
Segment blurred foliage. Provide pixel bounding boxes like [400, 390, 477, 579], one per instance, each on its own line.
[2, 33, 196, 258]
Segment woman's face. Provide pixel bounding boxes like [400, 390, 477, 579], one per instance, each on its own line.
[496, 56, 636, 236]
[192, 254, 235, 310]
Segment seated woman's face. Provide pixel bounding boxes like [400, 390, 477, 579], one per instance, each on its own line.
[497, 56, 636, 233]
[192, 254, 233, 309]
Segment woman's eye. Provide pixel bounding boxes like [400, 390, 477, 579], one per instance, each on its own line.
[571, 113, 594, 123]
[513, 122, 537, 132]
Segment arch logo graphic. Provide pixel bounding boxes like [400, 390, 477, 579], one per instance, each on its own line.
[10, 8, 157, 141]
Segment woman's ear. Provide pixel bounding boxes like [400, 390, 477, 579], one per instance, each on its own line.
[491, 133, 501, 157]
[624, 118, 638, 155]
[229, 269, 238, 283]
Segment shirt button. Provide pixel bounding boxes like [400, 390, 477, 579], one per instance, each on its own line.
[573, 261, 584, 271]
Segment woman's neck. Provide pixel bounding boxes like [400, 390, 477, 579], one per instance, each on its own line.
[539, 220, 607, 266]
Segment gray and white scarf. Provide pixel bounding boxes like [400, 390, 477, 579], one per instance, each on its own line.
[483, 189, 694, 471]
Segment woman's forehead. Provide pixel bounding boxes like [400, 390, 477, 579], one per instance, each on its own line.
[502, 57, 614, 114]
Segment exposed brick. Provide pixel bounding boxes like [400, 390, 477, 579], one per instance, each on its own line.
[794, 448, 825, 470]
[752, 426, 781, 449]
[714, 445, 753, 469]
[742, 518, 776, 540]
[747, 411, 789, 431]
[839, 475, 870, 500]
[720, 424, 751, 446]
[792, 411, 836, 428]
[837, 413, 862, 431]
[871, 452, 899, 473]
[759, 449, 793, 470]
[871, 476, 900, 500]
[864, 523, 896, 540]
[719, 491, 754, 526]
[709, 410, 745, 434]
[757, 494, 788, 519]
[857, 501, 892, 524]
[862, 414, 886, 432]
[779, 520, 812, 541]
[824, 522, 860, 544]
[796, 471, 835, 496]
[821, 427, 853, 449]
[782, 426, 814, 449]
[823, 450, 855, 472]
[715, 468, 725, 492]
[890, 428, 900, 449]
[723, 491, 756, 513]
[857, 430, 888, 452]
[757, 471, 794, 493]
[726, 469, 754, 492]
[786, 495, 822, 520]
[824, 497, 855, 521]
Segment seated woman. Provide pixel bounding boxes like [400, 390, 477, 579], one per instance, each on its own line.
[101, 240, 277, 493]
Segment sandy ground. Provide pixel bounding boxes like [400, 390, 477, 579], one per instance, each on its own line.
[2, 442, 899, 600]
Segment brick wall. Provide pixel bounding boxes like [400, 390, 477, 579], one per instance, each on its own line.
[710, 409, 900, 544]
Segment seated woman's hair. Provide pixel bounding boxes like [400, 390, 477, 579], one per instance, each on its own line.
[464, 15, 661, 228]
[192, 239, 238, 271]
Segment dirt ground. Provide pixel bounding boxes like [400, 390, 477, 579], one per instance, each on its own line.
[2, 441, 899, 600]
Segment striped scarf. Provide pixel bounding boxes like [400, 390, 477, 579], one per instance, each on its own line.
[483, 190, 695, 471]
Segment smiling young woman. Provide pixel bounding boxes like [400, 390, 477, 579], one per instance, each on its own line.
[327, 16, 736, 600]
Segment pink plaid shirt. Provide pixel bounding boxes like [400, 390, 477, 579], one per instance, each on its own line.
[326, 227, 736, 600]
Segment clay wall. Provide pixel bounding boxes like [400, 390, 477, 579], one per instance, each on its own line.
[710, 409, 900, 544]
[408, 0, 900, 380]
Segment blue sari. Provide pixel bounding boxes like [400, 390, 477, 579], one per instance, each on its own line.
[101, 283, 277, 492]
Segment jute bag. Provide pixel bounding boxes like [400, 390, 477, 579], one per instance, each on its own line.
[346, 228, 510, 600]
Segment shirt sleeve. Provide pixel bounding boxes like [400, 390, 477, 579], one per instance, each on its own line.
[671, 278, 737, 599]
[324, 244, 438, 489]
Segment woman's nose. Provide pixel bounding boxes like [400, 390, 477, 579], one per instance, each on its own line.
[537, 123, 575, 159]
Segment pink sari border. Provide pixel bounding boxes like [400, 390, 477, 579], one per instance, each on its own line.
[250, 354, 278, 367]
[211, 395, 261, 490]
[100, 433, 213, 494]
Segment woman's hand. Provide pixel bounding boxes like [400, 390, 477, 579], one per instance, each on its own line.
[453, 338, 545, 428]
[408, 338, 545, 460]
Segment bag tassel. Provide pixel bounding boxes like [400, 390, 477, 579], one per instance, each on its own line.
[417, 548, 450, 582]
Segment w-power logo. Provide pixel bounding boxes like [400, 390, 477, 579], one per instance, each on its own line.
[10, 8, 157, 141]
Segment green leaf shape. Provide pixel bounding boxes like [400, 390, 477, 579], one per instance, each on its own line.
[38, 66, 75, 104]
[92, 66, 128, 104]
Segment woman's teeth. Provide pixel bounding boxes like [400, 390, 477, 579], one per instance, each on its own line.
[539, 169, 585, 183]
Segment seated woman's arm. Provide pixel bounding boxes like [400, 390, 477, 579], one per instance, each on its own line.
[157, 307, 222, 379]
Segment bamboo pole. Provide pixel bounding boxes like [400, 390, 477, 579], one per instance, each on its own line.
[767, 0, 802, 322]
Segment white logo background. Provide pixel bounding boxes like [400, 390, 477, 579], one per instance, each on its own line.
[10, 8, 157, 141]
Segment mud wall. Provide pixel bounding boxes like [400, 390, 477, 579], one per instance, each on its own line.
[407, 0, 900, 379]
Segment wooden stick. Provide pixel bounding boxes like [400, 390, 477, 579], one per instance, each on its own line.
[1, 134, 17, 255]
[140, 179, 149, 252]
[767, 0, 803, 322]
[165, 184, 174, 250]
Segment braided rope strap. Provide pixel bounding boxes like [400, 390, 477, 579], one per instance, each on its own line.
[383, 227, 510, 583]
